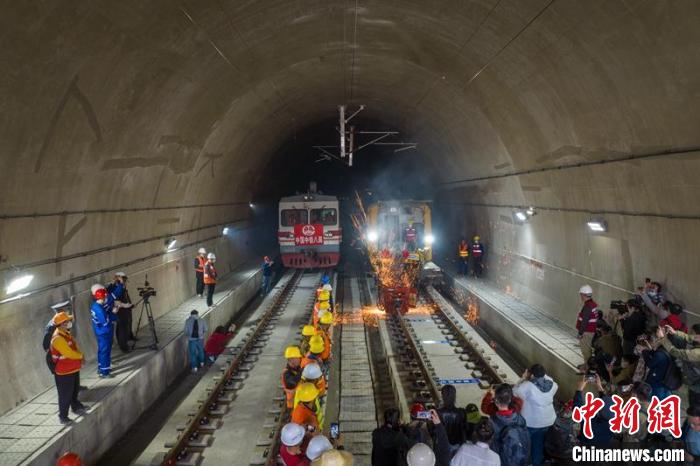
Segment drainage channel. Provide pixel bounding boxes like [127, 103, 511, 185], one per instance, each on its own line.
[150, 269, 320, 466]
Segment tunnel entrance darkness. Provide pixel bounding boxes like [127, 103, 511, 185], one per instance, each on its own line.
[256, 117, 438, 203]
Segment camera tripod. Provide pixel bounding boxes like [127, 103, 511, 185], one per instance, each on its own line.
[131, 294, 159, 350]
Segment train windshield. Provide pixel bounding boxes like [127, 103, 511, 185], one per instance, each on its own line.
[281, 209, 308, 226]
[310, 208, 337, 225]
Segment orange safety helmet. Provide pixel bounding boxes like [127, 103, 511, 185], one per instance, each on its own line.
[52, 312, 73, 326]
[57, 452, 83, 466]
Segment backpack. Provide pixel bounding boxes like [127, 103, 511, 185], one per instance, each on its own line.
[662, 349, 683, 391]
[545, 416, 574, 458]
[496, 419, 530, 466]
[43, 324, 56, 374]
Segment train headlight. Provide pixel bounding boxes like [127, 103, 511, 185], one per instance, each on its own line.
[367, 230, 378, 242]
[424, 234, 435, 246]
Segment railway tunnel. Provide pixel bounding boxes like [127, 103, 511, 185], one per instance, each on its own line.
[1, 1, 699, 465]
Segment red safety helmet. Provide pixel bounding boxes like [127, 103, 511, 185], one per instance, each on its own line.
[94, 288, 107, 300]
[410, 402, 426, 419]
[57, 452, 83, 466]
[264, 256, 270, 262]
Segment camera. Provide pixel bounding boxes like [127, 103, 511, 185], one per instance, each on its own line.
[138, 279, 157, 299]
[610, 300, 628, 314]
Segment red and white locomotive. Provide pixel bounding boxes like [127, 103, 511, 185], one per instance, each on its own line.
[278, 186, 341, 268]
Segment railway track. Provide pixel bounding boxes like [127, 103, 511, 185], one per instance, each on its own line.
[153, 269, 320, 466]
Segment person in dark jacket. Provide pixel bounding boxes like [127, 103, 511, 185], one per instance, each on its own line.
[641, 329, 673, 399]
[436, 384, 465, 454]
[619, 299, 647, 356]
[489, 383, 530, 466]
[372, 408, 413, 466]
[573, 374, 614, 447]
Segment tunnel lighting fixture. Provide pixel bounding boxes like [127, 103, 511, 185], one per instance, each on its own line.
[526, 207, 536, 216]
[514, 211, 528, 222]
[587, 219, 608, 233]
[5, 274, 34, 295]
[165, 238, 177, 251]
[249, 202, 254, 208]
[222, 227, 230, 235]
[424, 234, 435, 246]
[366, 230, 379, 242]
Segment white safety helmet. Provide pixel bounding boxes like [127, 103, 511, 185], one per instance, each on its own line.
[406, 443, 436, 466]
[114, 271, 127, 278]
[91, 284, 106, 296]
[207, 253, 216, 260]
[302, 362, 322, 380]
[198, 248, 207, 255]
[306, 435, 333, 461]
[280, 422, 305, 447]
[579, 285, 593, 296]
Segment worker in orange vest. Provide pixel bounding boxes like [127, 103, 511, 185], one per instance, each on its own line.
[194, 248, 207, 297]
[203, 253, 217, 307]
[281, 346, 303, 409]
[316, 311, 333, 361]
[302, 335, 325, 368]
[300, 325, 315, 354]
[50, 312, 86, 424]
[458, 239, 470, 276]
[291, 383, 320, 433]
[313, 300, 331, 327]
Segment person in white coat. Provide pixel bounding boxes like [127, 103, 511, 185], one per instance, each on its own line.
[513, 364, 558, 466]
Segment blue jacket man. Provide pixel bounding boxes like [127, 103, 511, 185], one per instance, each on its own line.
[90, 286, 115, 377]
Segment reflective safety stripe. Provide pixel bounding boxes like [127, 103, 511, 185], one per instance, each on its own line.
[195, 256, 206, 273]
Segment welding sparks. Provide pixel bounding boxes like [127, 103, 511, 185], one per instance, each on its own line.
[466, 296, 479, 325]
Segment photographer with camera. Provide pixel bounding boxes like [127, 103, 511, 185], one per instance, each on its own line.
[639, 327, 675, 400]
[573, 373, 614, 447]
[658, 324, 700, 407]
[612, 298, 647, 356]
[107, 272, 135, 353]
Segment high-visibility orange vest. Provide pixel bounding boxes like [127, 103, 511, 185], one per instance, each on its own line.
[195, 256, 206, 273]
[50, 330, 82, 375]
[291, 402, 318, 430]
[281, 367, 301, 409]
[204, 262, 217, 285]
[459, 243, 469, 258]
[317, 329, 331, 361]
[301, 352, 322, 369]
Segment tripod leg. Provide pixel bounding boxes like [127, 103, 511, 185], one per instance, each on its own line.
[131, 304, 146, 351]
[145, 302, 158, 349]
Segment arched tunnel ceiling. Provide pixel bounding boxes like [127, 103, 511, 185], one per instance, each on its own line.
[0, 0, 698, 213]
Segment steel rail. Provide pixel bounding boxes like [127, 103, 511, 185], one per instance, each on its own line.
[161, 270, 303, 465]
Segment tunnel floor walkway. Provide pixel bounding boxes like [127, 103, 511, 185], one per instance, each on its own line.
[0, 261, 263, 466]
[437, 260, 583, 396]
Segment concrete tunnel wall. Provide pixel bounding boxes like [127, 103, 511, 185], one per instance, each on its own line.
[0, 1, 699, 415]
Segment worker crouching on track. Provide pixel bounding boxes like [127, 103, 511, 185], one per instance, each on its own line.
[204, 324, 236, 363]
[298, 362, 326, 400]
[316, 311, 333, 362]
[203, 252, 217, 307]
[279, 422, 309, 466]
[50, 312, 87, 424]
[302, 335, 326, 369]
[282, 346, 303, 409]
[301, 325, 316, 354]
[291, 382, 321, 432]
[313, 300, 331, 327]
